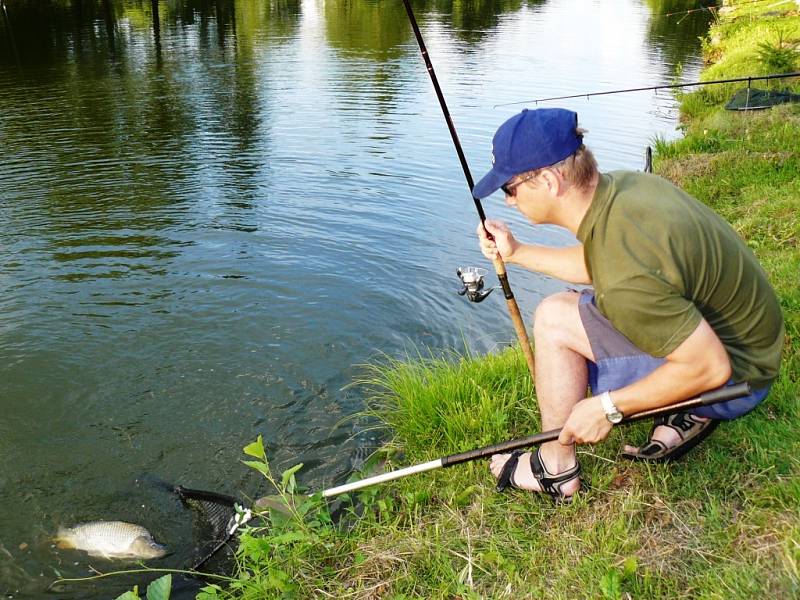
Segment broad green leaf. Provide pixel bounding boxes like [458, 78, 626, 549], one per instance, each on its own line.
[295, 497, 319, 516]
[242, 460, 270, 477]
[280, 463, 304, 494]
[243, 436, 266, 460]
[267, 567, 293, 592]
[146, 574, 171, 600]
[195, 586, 222, 600]
[600, 569, 622, 600]
[114, 590, 140, 600]
[270, 531, 309, 545]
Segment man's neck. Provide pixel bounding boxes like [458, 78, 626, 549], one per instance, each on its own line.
[556, 172, 599, 235]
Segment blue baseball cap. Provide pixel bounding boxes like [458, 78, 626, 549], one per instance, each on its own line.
[472, 108, 583, 199]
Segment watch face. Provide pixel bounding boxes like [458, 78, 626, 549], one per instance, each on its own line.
[609, 411, 623, 424]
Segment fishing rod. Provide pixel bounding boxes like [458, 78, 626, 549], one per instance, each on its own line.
[1, 0, 21, 68]
[653, 0, 776, 19]
[660, 3, 718, 18]
[495, 70, 800, 108]
[318, 382, 749, 496]
[643, 0, 786, 21]
[174, 382, 750, 571]
[399, 0, 537, 382]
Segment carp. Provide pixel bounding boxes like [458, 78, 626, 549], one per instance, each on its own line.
[55, 521, 166, 560]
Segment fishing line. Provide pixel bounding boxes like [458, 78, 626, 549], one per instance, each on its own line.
[399, 0, 537, 381]
[494, 71, 800, 107]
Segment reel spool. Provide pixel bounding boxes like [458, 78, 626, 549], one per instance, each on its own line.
[456, 267, 496, 303]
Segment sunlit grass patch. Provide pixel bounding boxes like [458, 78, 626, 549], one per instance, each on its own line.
[355, 347, 536, 458]
[678, 2, 800, 120]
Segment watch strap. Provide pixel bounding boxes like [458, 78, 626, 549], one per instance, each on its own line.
[599, 391, 622, 422]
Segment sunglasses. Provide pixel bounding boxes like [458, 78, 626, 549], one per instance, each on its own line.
[500, 172, 537, 197]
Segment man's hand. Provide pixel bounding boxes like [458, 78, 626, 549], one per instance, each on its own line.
[558, 395, 613, 445]
[476, 219, 519, 262]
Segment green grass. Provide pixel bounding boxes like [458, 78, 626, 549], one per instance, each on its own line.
[359, 348, 536, 456]
[189, 2, 800, 598]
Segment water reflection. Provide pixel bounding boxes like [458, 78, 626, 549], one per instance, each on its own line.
[324, 0, 409, 59]
[646, 0, 718, 70]
[0, 0, 565, 67]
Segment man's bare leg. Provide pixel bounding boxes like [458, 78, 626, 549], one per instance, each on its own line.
[490, 291, 593, 495]
[485, 292, 699, 477]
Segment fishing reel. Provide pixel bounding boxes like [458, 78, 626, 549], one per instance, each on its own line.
[456, 266, 497, 303]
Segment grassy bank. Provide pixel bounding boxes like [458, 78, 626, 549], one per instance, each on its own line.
[188, 2, 800, 598]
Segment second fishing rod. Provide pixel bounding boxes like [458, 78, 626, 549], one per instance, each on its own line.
[400, 0, 537, 383]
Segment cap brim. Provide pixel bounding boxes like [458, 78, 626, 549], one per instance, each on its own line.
[471, 166, 513, 199]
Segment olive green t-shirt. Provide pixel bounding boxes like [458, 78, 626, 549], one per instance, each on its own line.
[576, 171, 783, 388]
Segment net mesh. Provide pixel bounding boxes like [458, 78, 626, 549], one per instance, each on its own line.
[725, 87, 800, 111]
[175, 486, 240, 571]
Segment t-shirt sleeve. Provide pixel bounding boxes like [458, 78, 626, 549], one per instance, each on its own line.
[596, 273, 703, 357]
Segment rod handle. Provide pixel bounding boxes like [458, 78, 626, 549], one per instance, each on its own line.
[626, 382, 751, 422]
[700, 382, 751, 405]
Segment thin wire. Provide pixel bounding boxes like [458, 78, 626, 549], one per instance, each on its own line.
[493, 71, 800, 108]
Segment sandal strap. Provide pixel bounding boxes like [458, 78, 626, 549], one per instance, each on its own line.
[653, 414, 669, 428]
[529, 448, 581, 500]
[634, 439, 669, 457]
[495, 450, 523, 492]
[662, 411, 706, 441]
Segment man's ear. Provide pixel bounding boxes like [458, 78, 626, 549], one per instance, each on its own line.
[540, 168, 561, 195]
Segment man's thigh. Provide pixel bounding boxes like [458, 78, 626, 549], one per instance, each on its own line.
[576, 289, 666, 395]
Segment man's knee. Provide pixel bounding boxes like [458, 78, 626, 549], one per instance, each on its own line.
[533, 291, 583, 343]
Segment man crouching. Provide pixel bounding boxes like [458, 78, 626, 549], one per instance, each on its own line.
[472, 108, 784, 503]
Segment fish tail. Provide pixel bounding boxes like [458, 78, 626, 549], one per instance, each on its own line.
[54, 527, 75, 549]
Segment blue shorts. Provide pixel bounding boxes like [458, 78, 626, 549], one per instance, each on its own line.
[577, 290, 771, 420]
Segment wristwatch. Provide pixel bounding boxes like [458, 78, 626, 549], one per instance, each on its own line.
[599, 391, 624, 424]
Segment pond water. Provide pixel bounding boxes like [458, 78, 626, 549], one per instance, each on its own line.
[0, 0, 713, 596]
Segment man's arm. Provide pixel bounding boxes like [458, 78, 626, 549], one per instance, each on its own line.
[609, 317, 732, 416]
[508, 243, 591, 285]
[477, 220, 591, 284]
[558, 318, 732, 445]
